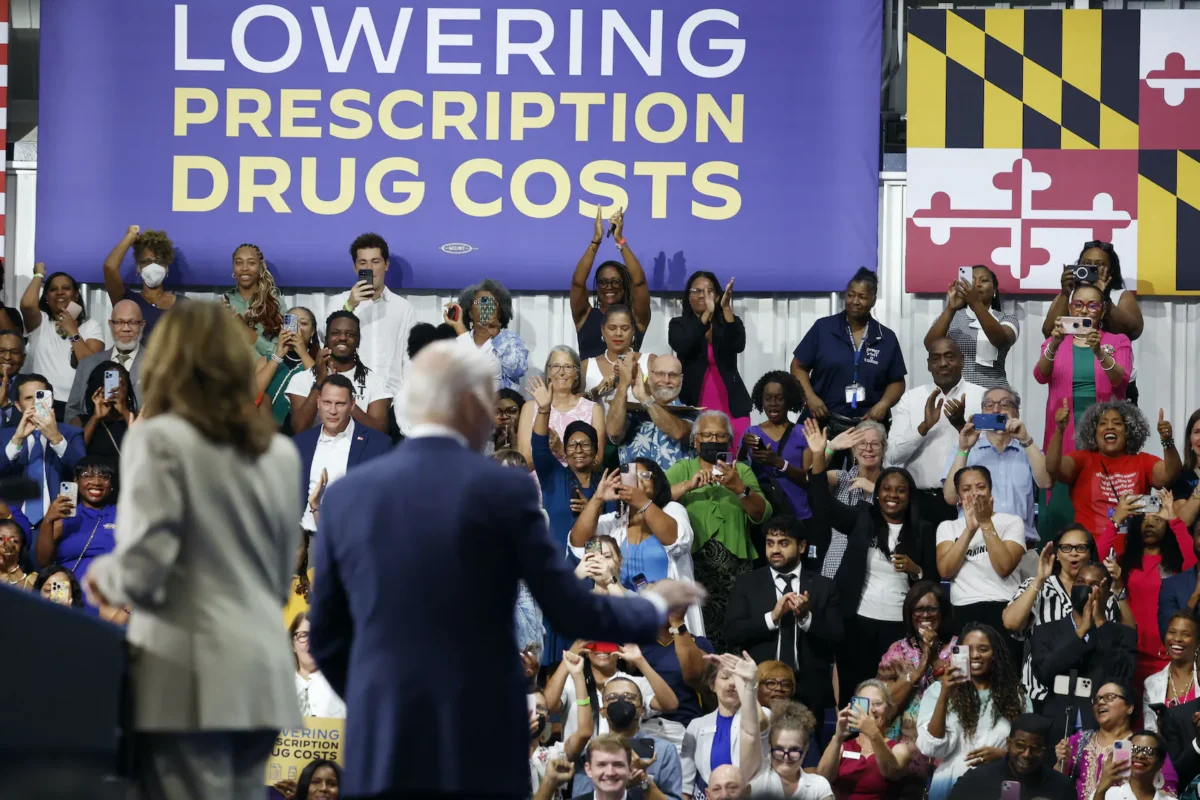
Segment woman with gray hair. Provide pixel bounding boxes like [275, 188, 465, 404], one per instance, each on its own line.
[515, 345, 606, 468]
[1046, 400, 1181, 535]
[810, 419, 888, 577]
[443, 277, 528, 390]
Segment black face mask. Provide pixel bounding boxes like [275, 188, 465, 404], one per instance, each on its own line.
[1070, 583, 1093, 614]
[606, 699, 639, 730]
[698, 441, 730, 464]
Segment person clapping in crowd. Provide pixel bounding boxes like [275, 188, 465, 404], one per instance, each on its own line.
[669, 271, 751, 448]
[815, 680, 913, 800]
[812, 420, 887, 577]
[637, 607, 714, 748]
[606, 353, 694, 473]
[1, 373, 86, 525]
[223, 243, 284, 358]
[925, 264, 1020, 389]
[256, 306, 319, 429]
[946, 713, 1075, 800]
[682, 652, 770, 798]
[101, 226, 184, 335]
[743, 371, 811, 521]
[20, 265, 104, 414]
[571, 206, 650, 360]
[446, 278, 528, 390]
[35, 563, 84, 608]
[516, 345, 604, 468]
[1172, 410, 1200, 527]
[288, 311, 392, 433]
[0, 328, 27, 426]
[66, 298, 145, 424]
[1144, 612, 1200, 732]
[582, 305, 651, 408]
[289, 612, 345, 719]
[876, 581, 957, 744]
[70, 362, 137, 476]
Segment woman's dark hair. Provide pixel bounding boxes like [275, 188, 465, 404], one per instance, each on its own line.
[947, 623, 1026, 739]
[350, 232, 389, 264]
[289, 307, 321, 363]
[970, 264, 1004, 312]
[952, 465, 993, 493]
[323, 310, 371, 396]
[1079, 241, 1124, 291]
[34, 565, 84, 608]
[1094, 679, 1135, 722]
[867, 467, 921, 559]
[1165, 609, 1200, 637]
[633, 458, 672, 508]
[751, 370, 804, 415]
[593, 260, 633, 311]
[295, 758, 341, 800]
[1121, 513, 1184, 578]
[1184, 409, 1200, 474]
[1051, 524, 1099, 576]
[230, 244, 283, 338]
[603, 303, 634, 327]
[902, 580, 954, 646]
[132, 229, 175, 266]
[846, 267, 878, 297]
[0, 518, 26, 551]
[83, 360, 139, 418]
[681, 271, 726, 322]
[38, 272, 88, 322]
[497, 387, 525, 413]
[407, 322, 458, 360]
[458, 278, 514, 330]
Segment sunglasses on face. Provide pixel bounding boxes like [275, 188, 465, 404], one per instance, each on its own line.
[1130, 745, 1161, 757]
[1084, 241, 1114, 252]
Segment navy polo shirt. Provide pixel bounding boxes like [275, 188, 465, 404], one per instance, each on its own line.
[793, 312, 906, 418]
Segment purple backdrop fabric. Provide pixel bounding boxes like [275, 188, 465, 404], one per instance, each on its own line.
[37, 1, 882, 291]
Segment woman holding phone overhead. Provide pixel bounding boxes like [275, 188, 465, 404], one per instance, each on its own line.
[571, 206, 651, 360]
[924, 264, 1020, 388]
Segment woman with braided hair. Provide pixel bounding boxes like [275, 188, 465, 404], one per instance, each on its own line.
[917, 622, 1031, 800]
[222, 243, 283, 358]
[570, 205, 650, 360]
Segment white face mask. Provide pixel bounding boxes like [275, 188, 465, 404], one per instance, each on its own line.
[140, 263, 167, 288]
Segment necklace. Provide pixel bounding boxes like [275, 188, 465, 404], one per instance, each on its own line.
[603, 350, 621, 366]
[1167, 659, 1197, 705]
[3, 563, 23, 584]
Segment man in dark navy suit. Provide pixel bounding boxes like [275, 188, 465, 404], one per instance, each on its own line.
[309, 341, 705, 800]
[1159, 519, 1200, 639]
[0, 373, 86, 525]
[295, 374, 390, 531]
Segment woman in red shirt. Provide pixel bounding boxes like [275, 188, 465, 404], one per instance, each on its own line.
[1046, 400, 1182, 536]
[816, 679, 913, 800]
[1098, 490, 1193, 713]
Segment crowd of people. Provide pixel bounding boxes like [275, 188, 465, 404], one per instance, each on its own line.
[6, 221, 1200, 800]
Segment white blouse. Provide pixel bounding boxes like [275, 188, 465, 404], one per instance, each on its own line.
[294, 670, 346, 719]
[28, 311, 104, 398]
[1142, 662, 1199, 732]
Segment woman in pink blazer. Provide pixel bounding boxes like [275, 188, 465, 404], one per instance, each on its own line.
[1033, 283, 1132, 537]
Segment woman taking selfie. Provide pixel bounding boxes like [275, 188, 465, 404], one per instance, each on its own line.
[223, 243, 284, 358]
[255, 306, 319, 429]
[20, 265, 104, 412]
[1093, 730, 1172, 800]
[570, 205, 650, 360]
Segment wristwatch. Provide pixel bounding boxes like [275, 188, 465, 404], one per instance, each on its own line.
[68, 334, 82, 343]
[740, 485, 752, 498]
[669, 623, 688, 636]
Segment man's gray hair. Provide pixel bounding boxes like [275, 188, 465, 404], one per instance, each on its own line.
[983, 385, 1021, 414]
[404, 340, 495, 426]
[692, 409, 734, 445]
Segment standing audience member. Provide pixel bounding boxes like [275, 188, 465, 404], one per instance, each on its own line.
[667, 410, 771, 651]
[491, 389, 525, 455]
[101, 225, 184, 335]
[70, 361, 137, 477]
[606, 354, 694, 473]
[445, 278, 528, 391]
[289, 612, 345, 719]
[279, 759, 342, 800]
[791, 268, 906, 431]
[0, 517, 35, 591]
[515, 345, 604, 468]
[222, 243, 284, 358]
[1, 373, 86, 525]
[743, 371, 811, 521]
[1094, 730, 1173, 800]
[682, 653, 770, 798]
[288, 311, 392, 433]
[943, 387, 1053, 546]
[945, 713, 1075, 800]
[0, 259, 19, 333]
[571, 206, 650, 360]
[1041, 241, 1144, 366]
[256, 306, 319, 429]
[20, 266, 104, 412]
[885, 337, 985, 526]
[917, 623, 1031, 800]
[1144, 612, 1200, 732]
[0, 329, 27, 426]
[581, 305, 652, 407]
[1158, 522, 1200, 641]
[925, 264, 1020, 389]
[1172, 409, 1200, 527]
[724, 517, 843, 733]
[815, 679, 913, 799]
[757, 661, 797, 712]
[704, 765, 747, 800]
[544, 644, 678, 743]
[813, 421, 887, 577]
[389, 321, 457, 438]
[330, 232, 417, 398]
[1158, 691, 1200, 789]
[669, 270, 751, 448]
[66, 298, 145, 423]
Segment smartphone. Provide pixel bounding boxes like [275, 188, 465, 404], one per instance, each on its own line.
[1070, 263, 1100, 285]
[1076, 677, 1092, 697]
[584, 540, 603, 555]
[1060, 316, 1094, 334]
[958, 266, 974, 284]
[620, 463, 638, 488]
[446, 304, 460, 323]
[950, 645, 970, 676]
[1141, 494, 1163, 514]
[743, 433, 762, 450]
[971, 413, 1008, 432]
[48, 580, 71, 604]
[1112, 739, 1131, 766]
[712, 452, 734, 478]
[282, 313, 299, 334]
[1000, 780, 1020, 800]
[848, 695, 871, 733]
[585, 642, 619, 654]
[629, 738, 655, 759]
[478, 295, 497, 326]
[632, 573, 648, 592]
[357, 268, 373, 286]
[34, 389, 52, 419]
[60, 482, 78, 517]
[103, 369, 120, 399]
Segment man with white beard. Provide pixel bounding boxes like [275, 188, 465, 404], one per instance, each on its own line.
[606, 353, 696, 471]
[65, 299, 145, 422]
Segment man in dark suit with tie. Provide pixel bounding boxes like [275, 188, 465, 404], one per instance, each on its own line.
[1159, 520, 1200, 639]
[0, 373, 85, 525]
[65, 299, 145, 422]
[308, 341, 705, 800]
[723, 515, 843, 737]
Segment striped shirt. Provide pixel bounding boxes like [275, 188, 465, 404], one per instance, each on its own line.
[821, 466, 873, 579]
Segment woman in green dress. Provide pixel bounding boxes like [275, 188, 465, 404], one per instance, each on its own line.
[255, 307, 320, 430]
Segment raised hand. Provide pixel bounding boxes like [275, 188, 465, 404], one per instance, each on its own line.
[1054, 399, 1070, 431]
[1036, 542, 1055, 583]
[611, 205, 625, 241]
[564, 648, 586, 675]
[314, 348, 332, 382]
[616, 353, 639, 387]
[1081, 328, 1103, 356]
[771, 591, 797, 624]
[946, 280, 966, 311]
[527, 376, 553, 409]
[1004, 417, 1029, 441]
[943, 394, 968, 431]
[829, 427, 865, 453]
[958, 421, 980, 451]
[616, 643, 644, 664]
[1050, 318, 1066, 348]
[803, 419, 828, 454]
[1059, 264, 1076, 296]
[1160, 489, 1177, 521]
[595, 469, 623, 502]
[544, 759, 576, 787]
[972, 494, 994, 526]
[789, 591, 811, 619]
[719, 278, 735, 311]
[920, 389, 945, 436]
[126, 224, 141, 239]
[1159, 409, 1174, 442]
[1113, 494, 1142, 525]
[850, 477, 876, 495]
[593, 204, 604, 241]
[569, 487, 588, 515]
[91, 386, 113, 418]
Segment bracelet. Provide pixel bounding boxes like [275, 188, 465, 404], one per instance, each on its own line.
[1102, 357, 1118, 372]
[270, 354, 284, 365]
[576, 698, 591, 707]
[616, 237, 627, 247]
[536, 406, 551, 416]
[343, 302, 353, 313]
[637, 499, 653, 515]
[824, 446, 834, 457]
[1019, 438, 1035, 448]
[1044, 347, 1057, 362]
[1162, 437, 1176, 449]
[777, 460, 790, 474]
[956, 450, 969, 457]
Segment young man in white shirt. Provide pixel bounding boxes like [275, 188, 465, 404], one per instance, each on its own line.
[329, 232, 416, 399]
[286, 311, 393, 434]
[886, 337, 986, 527]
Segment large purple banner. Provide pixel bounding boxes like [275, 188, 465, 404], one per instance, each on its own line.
[38, 1, 882, 291]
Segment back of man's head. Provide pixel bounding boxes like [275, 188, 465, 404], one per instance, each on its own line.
[404, 340, 495, 448]
[407, 322, 458, 360]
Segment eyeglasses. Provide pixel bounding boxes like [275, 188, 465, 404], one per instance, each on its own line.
[632, 471, 654, 480]
[1058, 543, 1091, 555]
[981, 399, 1015, 411]
[688, 287, 714, 296]
[1009, 740, 1046, 756]
[0, 348, 22, 358]
[649, 371, 682, 380]
[109, 319, 144, 328]
[1092, 692, 1126, 706]
[566, 441, 594, 452]
[855, 442, 882, 451]
[495, 407, 519, 418]
[696, 432, 730, 443]
[603, 692, 641, 705]
[770, 748, 805, 763]
[1130, 745, 1160, 757]
[548, 364, 578, 374]
[761, 679, 795, 691]
[77, 471, 112, 481]
[293, 631, 310, 643]
[1070, 301, 1103, 313]
[912, 605, 940, 617]
[596, 278, 623, 289]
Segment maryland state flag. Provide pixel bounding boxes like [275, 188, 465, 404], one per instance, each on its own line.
[905, 9, 1200, 295]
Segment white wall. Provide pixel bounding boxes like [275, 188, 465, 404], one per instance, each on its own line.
[7, 164, 1197, 455]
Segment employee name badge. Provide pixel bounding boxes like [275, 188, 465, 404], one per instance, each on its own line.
[845, 383, 866, 407]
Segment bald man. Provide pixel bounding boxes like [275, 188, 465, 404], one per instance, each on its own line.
[707, 764, 747, 799]
[606, 352, 695, 471]
[65, 298, 146, 422]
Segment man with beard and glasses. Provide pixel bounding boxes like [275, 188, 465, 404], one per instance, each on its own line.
[65, 298, 145, 423]
[946, 713, 1074, 800]
[607, 353, 695, 472]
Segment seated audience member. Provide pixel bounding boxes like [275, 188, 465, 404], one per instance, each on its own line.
[682, 653, 770, 797]
[0, 328, 27, 426]
[945, 713, 1074, 800]
[1032, 562, 1136, 736]
[574, 533, 625, 595]
[101, 226, 184, 336]
[390, 321, 458, 438]
[224, 243, 284, 358]
[70, 361, 137, 477]
[34, 457, 117, 608]
[724, 516, 842, 733]
[515, 345, 603, 467]
[1158, 521, 1200, 642]
[529, 685, 592, 800]
[1173, 410, 1200, 527]
[1055, 681, 1178, 797]
[667, 410, 771, 651]
[570, 677, 685, 800]
[0, 516, 35, 590]
[877, 581, 958, 744]
[1100, 491, 1191, 704]
[815, 679, 913, 799]
[255, 306, 319, 430]
[638, 607, 714, 747]
[295, 375, 391, 533]
[704, 764, 747, 800]
[579, 733, 672, 800]
[607, 353, 695, 473]
[34, 563, 84, 608]
[743, 371, 811, 520]
[1145, 612, 1200, 732]
[1005, 526, 1122, 707]
[571, 206, 651, 359]
[276, 758, 342, 800]
[925, 264, 1020, 389]
[490, 387, 524, 454]
[757, 660, 797, 713]
[1096, 730, 1173, 800]
[943, 387, 1053, 545]
[0, 373, 86, 524]
[885, 337, 986, 526]
[570, 464, 701, 633]
[444, 278, 528, 391]
[66, 298, 145, 423]
[20, 266, 104, 412]
[812, 420, 887, 577]
[288, 311, 392, 433]
[581, 305, 652, 407]
[1157, 694, 1200, 790]
[936, 466, 1026, 654]
[545, 643, 678, 744]
[805, 420, 938, 707]
[917, 623, 1031, 800]
[290, 612, 345, 719]
[1047, 400, 1181, 538]
[669, 270, 752, 449]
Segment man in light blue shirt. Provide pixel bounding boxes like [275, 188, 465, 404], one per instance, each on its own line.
[942, 386, 1054, 544]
